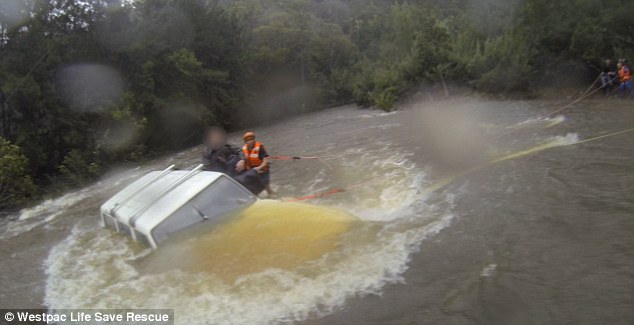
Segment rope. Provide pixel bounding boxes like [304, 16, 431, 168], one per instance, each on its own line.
[495, 75, 615, 137]
[423, 127, 634, 196]
[284, 127, 634, 202]
[538, 75, 610, 119]
[572, 127, 634, 145]
[283, 173, 393, 202]
[281, 76, 630, 203]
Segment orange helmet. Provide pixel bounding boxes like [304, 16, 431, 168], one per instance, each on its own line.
[243, 131, 256, 141]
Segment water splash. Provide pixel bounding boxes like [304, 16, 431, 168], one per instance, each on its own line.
[44, 140, 452, 325]
[480, 264, 497, 277]
[1, 188, 92, 239]
[40, 113, 590, 325]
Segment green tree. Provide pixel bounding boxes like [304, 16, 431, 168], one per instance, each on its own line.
[0, 137, 35, 207]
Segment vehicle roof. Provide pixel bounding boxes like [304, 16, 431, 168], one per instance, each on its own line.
[101, 170, 227, 234]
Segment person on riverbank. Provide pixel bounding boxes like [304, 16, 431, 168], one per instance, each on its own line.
[202, 126, 246, 172]
[617, 59, 633, 97]
[242, 131, 275, 196]
[600, 59, 618, 95]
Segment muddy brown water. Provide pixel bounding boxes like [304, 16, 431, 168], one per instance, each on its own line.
[1, 98, 632, 324]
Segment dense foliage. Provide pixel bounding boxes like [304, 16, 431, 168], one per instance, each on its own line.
[0, 137, 35, 207]
[0, 0, 632, 208]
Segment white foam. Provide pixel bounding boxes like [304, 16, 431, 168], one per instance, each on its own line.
[505, 114, 567, 131]
[0, 188, 93, 239]
[45, 207, 456, 325]
[41, 123, 588, 325]
[40, 130, 475, 325]
[550, 133, 580, 146]
[18, 191, 88, 221]
[480, 264, 497, 277]
[543, 115, 566, 128]
[1, 167, 147, 240]
[44, 141, 458, 325]
[360, 111, 398, 119]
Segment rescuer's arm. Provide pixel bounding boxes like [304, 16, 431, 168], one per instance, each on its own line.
[234, 145, 246, 172]
[257, 146, 270, 172]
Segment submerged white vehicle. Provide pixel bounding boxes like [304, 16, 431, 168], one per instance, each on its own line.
[100, 164, 258, 249]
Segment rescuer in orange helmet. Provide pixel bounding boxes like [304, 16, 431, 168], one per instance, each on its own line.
[242, 131, 275, 196]
[617, 59, 633, 97]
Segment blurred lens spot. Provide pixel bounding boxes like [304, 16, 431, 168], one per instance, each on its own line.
[0, 0, 30, 29]
[57, 64, 124, 112]
[101, 121, 138, 152]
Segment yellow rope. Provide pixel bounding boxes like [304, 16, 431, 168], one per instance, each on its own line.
[572, 128, 634, 145]
[495, 75, 610, 137]
[287, 128, 634, 201]
[422, 127, 634, 196]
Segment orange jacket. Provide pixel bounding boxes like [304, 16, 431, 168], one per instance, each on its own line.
[619, 66, 631, 83]
[242, 141, 268, 171]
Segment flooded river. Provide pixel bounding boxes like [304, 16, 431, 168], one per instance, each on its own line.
[1, 98, 632, 325]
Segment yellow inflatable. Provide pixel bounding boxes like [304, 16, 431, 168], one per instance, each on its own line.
[144, 200, 357, 281]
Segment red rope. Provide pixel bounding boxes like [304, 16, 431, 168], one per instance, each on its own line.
[284, 175, 389, 202]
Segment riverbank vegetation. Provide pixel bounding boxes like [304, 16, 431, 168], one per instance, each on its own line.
[1, 0, 632, 208]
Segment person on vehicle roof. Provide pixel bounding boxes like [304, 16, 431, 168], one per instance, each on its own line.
[202, 126, 246, 173]
[217, 146, 266, 195]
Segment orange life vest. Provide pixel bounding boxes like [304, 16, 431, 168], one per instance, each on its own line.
[619, 66, 631, 83]
[242, 141, 268, 171]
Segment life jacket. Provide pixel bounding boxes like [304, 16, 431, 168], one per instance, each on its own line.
[619, 66, 631, 83]
[242, 142, 268, 171]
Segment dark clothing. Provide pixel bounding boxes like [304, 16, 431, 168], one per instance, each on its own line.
[601, 62, 618, 95]
[202, 145, 241, 172]
[222, 155, 242, 178]
[224, 155, 266, 195]
[260, 172, 271, 187]
[603, 63, 618, 74]
[235, 170, 266, 195]
[258, 145, 270, 185]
